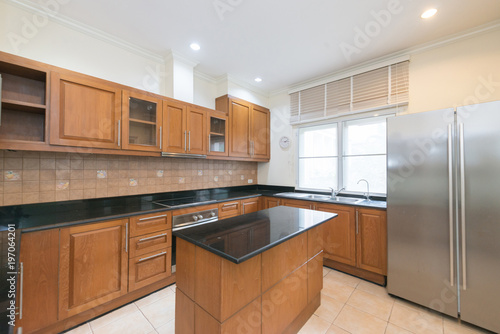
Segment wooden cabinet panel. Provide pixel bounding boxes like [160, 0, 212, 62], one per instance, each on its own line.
[129, 247, 171, 292]
[163, 100, 187, 153]
[176, 289, 195, 334]
[129, 230, 171, 258]
[186, 106, 207, 155]
[122, 90, 162, 152]
[308, 252, 324, 303]
[17, 230, 59, 333]
[315, 203, 357, 267]
[50, 72, 122, 149]
[59, 219, 128, 319]
[262, 265, 308, 334]
[356, 208, 387, 275]
[262, 233, 307, 292]
[251, 105, 270, 160]
[307, 223, 324, 259]
[263, 196, 280, 209]
[129, 211, 170, 237]
[219, 201, 241, 219]
[176, 238, 196, 299]
[241, 197, 260, 214]
[208, 110, 228, 157]
[228, 99, 251, 158]
[282, 198, 315, 209]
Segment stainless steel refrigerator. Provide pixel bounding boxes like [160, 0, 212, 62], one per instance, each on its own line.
[387, 100, 500, 333]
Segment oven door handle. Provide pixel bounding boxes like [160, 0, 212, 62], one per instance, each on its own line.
[172, 217, 219, 231]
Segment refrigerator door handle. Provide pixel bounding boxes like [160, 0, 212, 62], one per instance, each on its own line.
[459, 123, 467, 290]
[448, 124, 454, 287]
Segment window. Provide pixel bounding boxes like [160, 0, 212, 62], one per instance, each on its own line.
[297, 114, 391, 195]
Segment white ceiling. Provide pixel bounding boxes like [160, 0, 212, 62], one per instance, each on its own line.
[24, 0, 500, 91]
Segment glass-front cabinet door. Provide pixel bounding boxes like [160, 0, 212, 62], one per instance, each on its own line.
[208, 110, 228, 156]
[122, 91, 162, 151]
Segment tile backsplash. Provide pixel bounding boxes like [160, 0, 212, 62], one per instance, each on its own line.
[0, 151, 258, 206]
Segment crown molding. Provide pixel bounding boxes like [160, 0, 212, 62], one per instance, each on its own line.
[164, 50, 199, 68]
[193, 69, 218, 84]
[225, 74, 270, 98]
[4, 0, 165, 63]
[287, 19, 500, 94]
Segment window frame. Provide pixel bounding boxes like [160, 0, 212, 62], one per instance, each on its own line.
[296, 110, 395, 196]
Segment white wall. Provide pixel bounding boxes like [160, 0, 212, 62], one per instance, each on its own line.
[0, 1, 166, 95]
[257, 27, 500, 187]
[194, 74, 217, 109]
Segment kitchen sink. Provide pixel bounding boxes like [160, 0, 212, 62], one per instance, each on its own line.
[328, 197, 363, 204]
[304, 194, 332, 200]
[275, 192, 364, 204]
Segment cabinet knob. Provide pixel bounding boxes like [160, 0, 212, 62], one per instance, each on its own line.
[192, 215, 198, 221]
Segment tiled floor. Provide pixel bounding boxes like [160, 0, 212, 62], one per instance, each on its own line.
[64, 267, 491, 334]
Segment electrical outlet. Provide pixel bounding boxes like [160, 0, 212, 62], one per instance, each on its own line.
[248, 179, 253, 184]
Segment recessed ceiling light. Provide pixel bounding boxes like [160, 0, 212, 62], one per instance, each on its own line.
[190, 43, 200, 51]
[254, 77, 262, 82]
[421, 8, 437, 19]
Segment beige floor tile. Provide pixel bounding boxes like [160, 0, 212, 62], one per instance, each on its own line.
[64, 323, 92, 334]
[314, 293, 345, 323]
[93, 310, 154, 334]
[135, 287, 174, 308]
[147, 331, 159, 334]
[443, 318, 490, 334]
[347, 289, 395, 321]
[356, 280, 390, 298]
[168, 283, 177, 294]
[140, 293, 176, 328]
[156, 319, 175, 334]
[386, 323, 415, 334]
[326, 324, 350, 334]
[326, 270, 361, 288]
[323, 266, 332, 277]
[299, 314, 332, 334]
[390, 302, 443, 334]
[334, 305, 387, 334]
[90, 302, 139, 330]
[323, 275, 356, 303]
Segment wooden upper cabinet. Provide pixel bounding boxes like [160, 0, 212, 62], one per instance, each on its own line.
[315, 203, 357, 267]
[356, 208, 387, 275]
[228, 98, 251, 158]
[217, 95, 270, 161]
[50, 72, 122, 149]
[162, 99, 206, 155]
[207, 110, 228, 157]
[122, 90, 162, 152]
[251, 104, 270, 160]
[186, 106, 207, 155]
[59, 219, 129, 319]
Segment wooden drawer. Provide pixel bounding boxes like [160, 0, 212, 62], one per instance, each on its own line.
[241, 197, 261, 214]
[218, 200, 241, 219]
[129, 247, 172, 292]
[130, 211, 171, 237]
[130, 230, 171, 258]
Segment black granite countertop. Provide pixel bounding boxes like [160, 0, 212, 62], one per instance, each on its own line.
[173, 206, 337, 264]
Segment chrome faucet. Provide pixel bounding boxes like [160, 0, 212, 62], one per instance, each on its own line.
[357, 179, 370, 200]
[328, 187, 345, 199]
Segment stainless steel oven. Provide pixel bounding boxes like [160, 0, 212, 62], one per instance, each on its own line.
[171, 208, 218, 273]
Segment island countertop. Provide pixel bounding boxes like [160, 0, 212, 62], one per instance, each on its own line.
[173, 206, 337, 264]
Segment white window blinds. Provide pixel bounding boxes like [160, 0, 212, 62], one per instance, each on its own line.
[290, 61, 409, 124]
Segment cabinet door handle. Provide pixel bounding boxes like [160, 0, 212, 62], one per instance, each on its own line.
[138, 233, 167, 242]
[184, 131, 187, 151]
[0, 74, 2, 126]
[208, 134, 211, 153]
[356, 211, 359, 235]
[19, 262, 23, 320]
[459, 123, 467, 290]
[159, 126, 162, 150]
[188, 131, 191, 151]
[139, 214, 167, 221]
[447, 124, 454, 287]
[117, 120, 121, 147]
[125, 222, 129, 253]
[139, 251, 167, 262]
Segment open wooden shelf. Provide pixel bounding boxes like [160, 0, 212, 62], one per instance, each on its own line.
[129, 118, 157, 126]
[209, 132, 225, 136]
[2, 99, 46, 113]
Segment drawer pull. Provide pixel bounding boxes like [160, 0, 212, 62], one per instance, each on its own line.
[139, 214, 167, 221]
[223, 202, 238, 208]
[138, 233, 168, 242]
[139, 251, 167, 262]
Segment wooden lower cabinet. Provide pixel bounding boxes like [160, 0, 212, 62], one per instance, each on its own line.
[129, 247, 172, 291]
[281, 198, 314, 209]
[262, 196, 280, 208]
[356, 207, 388, 275]
[17, 230, 59, 334]
[219, 200, 241, 219]
[59, 219, 129, 319]
[241, 197, 260, 214]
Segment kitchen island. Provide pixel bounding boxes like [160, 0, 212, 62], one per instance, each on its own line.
[173, 206, 337, 334]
